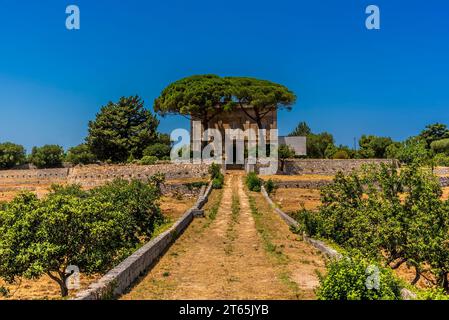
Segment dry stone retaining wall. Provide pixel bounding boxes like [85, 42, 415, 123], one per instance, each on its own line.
[283, 159, 397, 175]
[0, 164, 209, 193]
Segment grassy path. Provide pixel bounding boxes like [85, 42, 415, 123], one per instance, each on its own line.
[121, 172, 325, 300]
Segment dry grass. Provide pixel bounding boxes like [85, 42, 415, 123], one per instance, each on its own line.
[159, 196, 196, 221]
[122, 172, 325, 300]
[272, 188, 322, 213]
[0, 274, 100, 300]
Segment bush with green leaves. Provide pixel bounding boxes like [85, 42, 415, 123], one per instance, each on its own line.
[143, 143, 171, 160]
[357, 135, 395, 159]
[386, 137, 430, 165]
[246, 172, 262, 192]
[90, 178, 163, 241]
[209, 163, 224, 189]
[431, 138, 449, 155]
[264, 179, 276, 194]
[65, 144, 97, 165]
[0, 142, 26, 169]
[0, 177, 163, 297]
[296, 163, 449, 293]
[278, 145, 295, 171]
[139, 155, 158, 165]
[416, 288, 449, 300]
[29, 145, 65, 168]
[317, 255, 402, 300]
[433, 153, 449, 167]
[333, 150, 350, 159]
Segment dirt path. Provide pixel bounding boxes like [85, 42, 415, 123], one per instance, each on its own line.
[122, 171, 325, 300]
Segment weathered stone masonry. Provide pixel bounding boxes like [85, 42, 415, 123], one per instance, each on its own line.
[0, 164, 209, 191]
[283, 159, 398, 175]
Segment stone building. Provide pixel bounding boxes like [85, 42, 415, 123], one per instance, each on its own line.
[191, 106, 305, 168]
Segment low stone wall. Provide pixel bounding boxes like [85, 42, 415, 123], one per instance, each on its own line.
[75, 181, 213, 300]
[160, 182, 206, 198]
[0, 168, 69, 185]
[283, 159, 397, 175]
[68, 164, 210, 187]
[0, 164, 210, 196]
[440, 177, 449, 187]
[271, 180, 332, 189]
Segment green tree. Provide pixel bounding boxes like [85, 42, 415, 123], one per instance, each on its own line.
[143, 143, 171, 160]
[65, 144, 97, 165]
[87, 96, 159, 163]
[0, 142, 26, 169]
[390, 137, 430, 165]
[357, 135, 394, 159]
[29, 145, 64, 168]
[154, 75, 233, 130]
[227, 77, 296, 129]
[420, 123, 449, 147]
[90, 178, 164, 241]
[288, 122, 311, 137]
[307, 132, 335, 158]
[430, 139, 449, 155]
[154, 75, 296, 130]
[278, 144, 295, 171]
[0, 178, 164, 297]
[297, 163, 449, 291]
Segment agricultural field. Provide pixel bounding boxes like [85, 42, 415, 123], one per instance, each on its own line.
[0, 192, 196, 300]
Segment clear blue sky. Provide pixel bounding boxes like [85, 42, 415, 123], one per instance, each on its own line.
[0, 0, 448, 152]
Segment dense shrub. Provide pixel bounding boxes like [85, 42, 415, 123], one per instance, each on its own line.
[431, 138, 449, 155]
[209, 163, 224, 189]
[246, 172, 262, 192]
[65, 144, 97, 165]
[139, 155, 158, 165]
[433, 153, 449, 167]
[386, 137, 430, 164]
[416, 288, 449, 300]
[264, 179, 276, 194]
[143, 143, 171, 160]
[317, 255, 402, 300]
[0, 142, 26, 169]
[333, 150, 350, 159]
[208, 163, 221, 179]
[29, 145, 64, 168]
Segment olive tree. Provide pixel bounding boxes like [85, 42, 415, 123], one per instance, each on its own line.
[0, 142, 26, 169]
